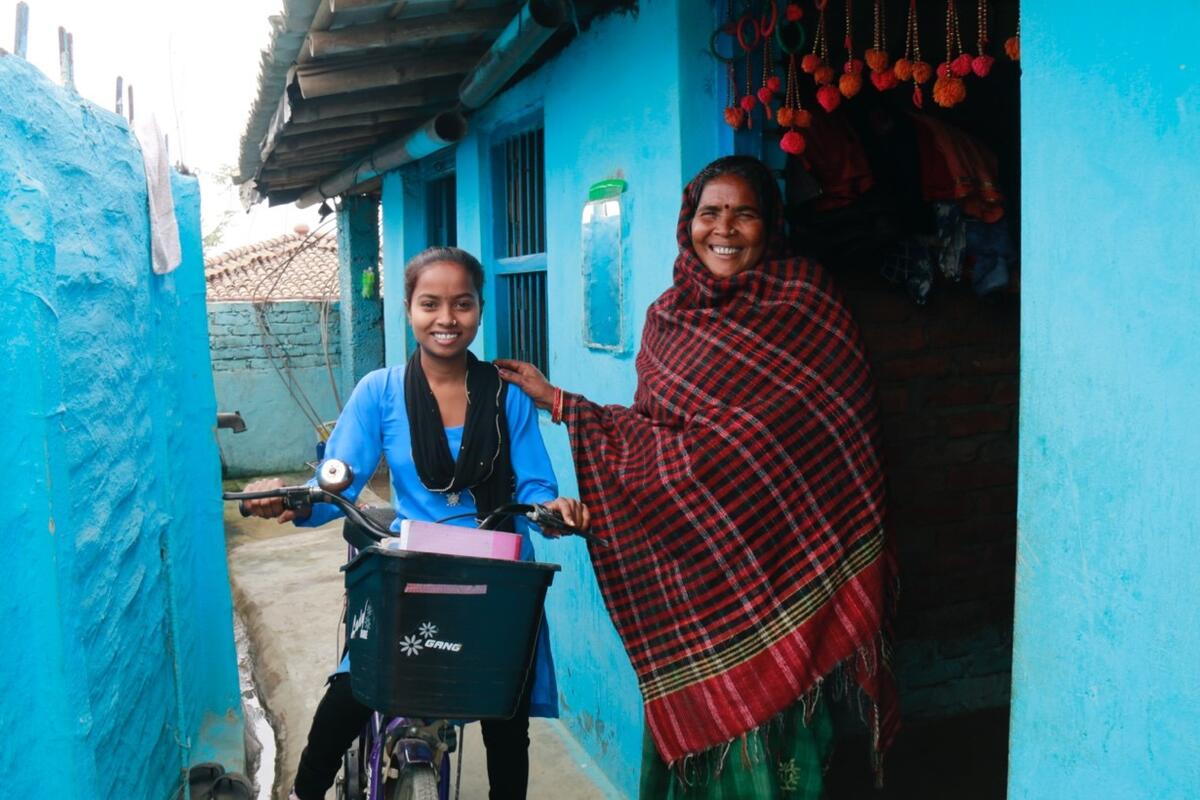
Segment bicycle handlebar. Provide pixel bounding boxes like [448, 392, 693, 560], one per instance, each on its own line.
[222, 459, 606, 546]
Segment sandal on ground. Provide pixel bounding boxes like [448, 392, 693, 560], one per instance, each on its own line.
[209, 773, 255, 800]
[187, 763, 225, 799]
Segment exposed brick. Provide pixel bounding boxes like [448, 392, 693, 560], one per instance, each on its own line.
[924, 380, 992, 409]
[990, 377, 1019, 405]
[884, 353, 953, 380]
[862, 324, 927, 355]
[944, 462, 1016, 490]
[941, 408, 1011, 438]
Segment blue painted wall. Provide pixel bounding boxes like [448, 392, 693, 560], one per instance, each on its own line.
[0, 54, 243, 798]
[380, 3, 724, 793]
[1010, 2, 1200, 796]
[210, 301, 345, 476]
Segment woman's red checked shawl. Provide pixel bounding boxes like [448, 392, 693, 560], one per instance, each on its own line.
[562, 177, 899, 767]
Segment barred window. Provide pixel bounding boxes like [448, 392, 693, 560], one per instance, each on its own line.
[494, 126, 548, 376]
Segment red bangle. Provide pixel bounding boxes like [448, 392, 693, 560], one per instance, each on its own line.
[550, 387, 564, 424]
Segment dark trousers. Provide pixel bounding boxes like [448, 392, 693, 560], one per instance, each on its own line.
[292, 673, 531, 800]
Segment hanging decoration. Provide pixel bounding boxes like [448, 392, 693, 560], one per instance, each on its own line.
[933, 0, 968, 107]
[785, 2, 803, 23]
[777, 51, 813, 154]
[894, 0, 933, 108]
[1004, 10, 1020, 61]
[839, 0, 865, 98]
[805, 0, 841, 112]
[867, 0, 898, 91]
[715, 1, 746, 129]
[737, 14, 762, 121]
[972, 0, 994, 77]
[757, 2, 781, 108]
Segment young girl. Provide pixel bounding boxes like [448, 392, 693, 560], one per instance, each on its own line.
[242, 246, 588, 800]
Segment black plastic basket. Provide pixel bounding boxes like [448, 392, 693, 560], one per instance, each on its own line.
[342, 548, 560, 720]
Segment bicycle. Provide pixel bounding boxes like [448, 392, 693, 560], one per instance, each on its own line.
[224, 459, 600, 800]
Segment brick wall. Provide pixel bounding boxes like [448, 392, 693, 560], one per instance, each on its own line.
[839, 272, 1019, 720]
[208, 301, 341, 373]
[208, 301, 347, 476]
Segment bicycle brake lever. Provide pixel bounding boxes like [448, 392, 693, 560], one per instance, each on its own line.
[530, 504, 608, 546]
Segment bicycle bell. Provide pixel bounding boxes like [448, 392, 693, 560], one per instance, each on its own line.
[318, 458, 354, 492]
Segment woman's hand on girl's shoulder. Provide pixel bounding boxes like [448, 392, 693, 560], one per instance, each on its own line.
[541, 497, 590, 535]
[495, 359, 555, 410]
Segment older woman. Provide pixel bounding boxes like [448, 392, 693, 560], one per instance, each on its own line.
[498, 156, 898, 797]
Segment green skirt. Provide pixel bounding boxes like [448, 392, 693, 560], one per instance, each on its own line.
[638, 698, 833, 800]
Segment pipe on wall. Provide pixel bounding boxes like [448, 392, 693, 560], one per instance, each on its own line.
[295, 110, 467, 207]
[458, 0, 566, 110]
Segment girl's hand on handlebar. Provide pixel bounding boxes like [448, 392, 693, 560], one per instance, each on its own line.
[541, 497, 590, 535]
[495, 359, 555, 410]
[240, 478, 311, 523]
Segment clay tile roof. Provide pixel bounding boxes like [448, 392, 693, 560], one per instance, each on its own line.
[205, 229, 340, 302]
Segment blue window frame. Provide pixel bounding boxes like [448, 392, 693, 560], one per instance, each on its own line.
[491, 125, 549, 376]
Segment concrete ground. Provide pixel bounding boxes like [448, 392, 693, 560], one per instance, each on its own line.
[224, 476, 614, 800]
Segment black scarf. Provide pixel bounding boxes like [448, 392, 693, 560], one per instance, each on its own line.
[404, 351, 515, 531]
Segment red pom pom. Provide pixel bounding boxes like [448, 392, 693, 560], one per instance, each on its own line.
[936, 62, 951, 79]
[839, 72, 863, 98]
[723, 106, 746, 129]
[843, 58, 865, 75]
[794, 108, 813, 127]
[865, 48, 890, 72]
[1004, 36, 1020, 61]
[757, 87, 775, 106]
[893, 58, 913, 81]
[786, 3, 803, 22]
[767, 75, 783, 92]
[740, 94, 757, 112]
[816, 84, 842, 112]
[951, 53, 974, 77]
[776, 107, 795, 127]
[933, 75, 967, 107]
[912, 84, 924, 108]
[971, 54, 995, 77]
[780, 129, 807, 155]
[912, 60, 934, 83]
[870, 69, 899, 91]
[801, 53, 822, 73]
[814, 65, 836, 85]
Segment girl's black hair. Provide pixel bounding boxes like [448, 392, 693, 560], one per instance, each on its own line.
[403, 246, 486, 306]
[686, 155, 778, 223]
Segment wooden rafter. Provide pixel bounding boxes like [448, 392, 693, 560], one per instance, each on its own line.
[306, 6, 513, 59]
[295, 48, 482, 98]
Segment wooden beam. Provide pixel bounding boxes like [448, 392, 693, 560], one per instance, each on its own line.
[288, 77, 460, 123]
[307, 7, 512, 59]
[282, 109, 426, 137]
[272, 132, 380, 156]
[330, 0, 397, 12]
[295, 49, 481, 99]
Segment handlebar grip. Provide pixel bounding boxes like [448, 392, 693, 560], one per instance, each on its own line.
[239, 501, 251, 518]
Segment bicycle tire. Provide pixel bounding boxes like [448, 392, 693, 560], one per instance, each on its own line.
[388, 764, 439, 800]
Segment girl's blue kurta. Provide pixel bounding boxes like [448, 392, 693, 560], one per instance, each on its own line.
[297, 365, 560, 718]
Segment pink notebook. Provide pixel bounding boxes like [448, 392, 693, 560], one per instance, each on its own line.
[381, 519, 522, 562]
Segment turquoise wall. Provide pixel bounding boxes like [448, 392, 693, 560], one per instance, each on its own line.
[1010, 2, 1200, 796]
[0, 54, 243, 797]
[210, 301, 345, 476]
[380, 2, 723, 793]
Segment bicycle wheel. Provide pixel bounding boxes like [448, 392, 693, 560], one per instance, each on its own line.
[388, 764, 439, 800]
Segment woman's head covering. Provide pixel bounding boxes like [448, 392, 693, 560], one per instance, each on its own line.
[673, 156, 791, 295]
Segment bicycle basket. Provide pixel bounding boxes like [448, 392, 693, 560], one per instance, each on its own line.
[342, 548, 559, 719]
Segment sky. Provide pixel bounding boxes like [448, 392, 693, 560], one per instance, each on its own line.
[1, 0, 321, 252]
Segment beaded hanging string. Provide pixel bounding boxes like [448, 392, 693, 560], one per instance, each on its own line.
[867, 0, 898, 90]
[1005, 8, 1020, 61]
[972, 0, 994, 76]
[933, 0, 968, 107]
[839, 0, 864, 98]
[758, 2, 782, 109]
[778, 50, 813, 154]
[721, 0, 746, 129]
[893, 0, 932, 108]
[804, 0, 842, 111]
[737, 13, 763, 125]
